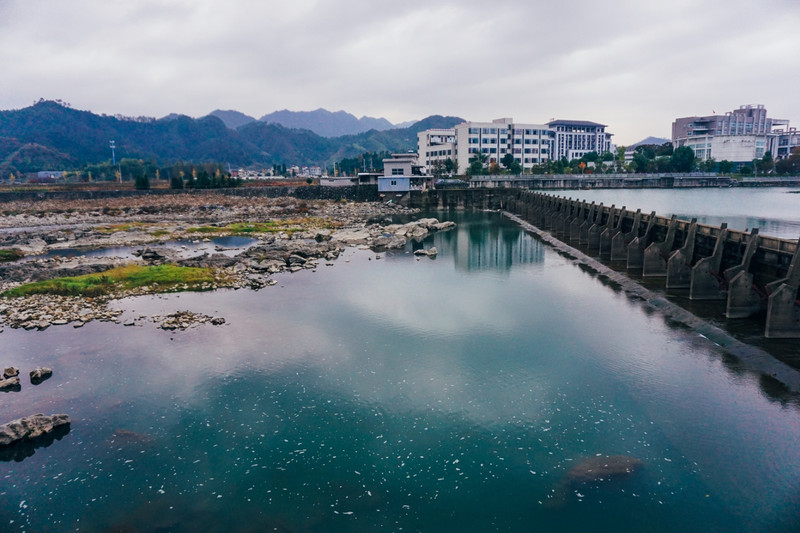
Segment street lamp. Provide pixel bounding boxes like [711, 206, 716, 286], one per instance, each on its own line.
[110, 140, 116, 166]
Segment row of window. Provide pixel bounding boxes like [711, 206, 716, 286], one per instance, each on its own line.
[466, 127, 555, 136]
[469, 138, 550, 145]
[425, 149, 453, 157]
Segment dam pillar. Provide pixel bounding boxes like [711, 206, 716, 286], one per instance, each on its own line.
[587, 204, 613, 253]
[612, 209, 641, 262]
[643, 215, 678, 277]
[569, 201, 588, 242]
[554, 198, 573, 237]
[689, 225, 730, 300]
[765, 238, 800, 338]
[600, 206, 625, 259]
[579, 202, 600, 246]
[627, 211, 657, 270]
[666, 219, 698, 289]
[725, 230, 764, 318]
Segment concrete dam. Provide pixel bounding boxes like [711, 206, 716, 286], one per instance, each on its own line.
[407, 189, 800, 340]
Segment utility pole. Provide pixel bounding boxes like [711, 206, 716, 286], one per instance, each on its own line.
[110, 140, 116, 165]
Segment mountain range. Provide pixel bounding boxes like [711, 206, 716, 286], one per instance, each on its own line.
[0, 101, 464, 176]
[208, 108, 397, 137]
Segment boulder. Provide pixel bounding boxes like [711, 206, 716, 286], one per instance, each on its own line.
[30, 367, 53, 384]
[372, 235, 407, 250]
[0, 377, 21, 392]
[3, 367, 19, 379]
[0, 413, 71, 447]
[413, 247, 438, 257]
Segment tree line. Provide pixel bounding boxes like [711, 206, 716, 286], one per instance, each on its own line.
[463, 143, 800, 176]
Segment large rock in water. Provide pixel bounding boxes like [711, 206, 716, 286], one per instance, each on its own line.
[564, 454, 643, 483]
[547, 454, 643, 507]
[0, 414, 71, 447]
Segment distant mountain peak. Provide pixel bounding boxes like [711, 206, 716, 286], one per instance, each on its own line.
[258, 108, 395, 137]
[630, 136, 670, 147]
[207, 109, 256, 130]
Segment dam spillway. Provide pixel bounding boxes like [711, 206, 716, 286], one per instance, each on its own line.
[407, 188, 800, 339]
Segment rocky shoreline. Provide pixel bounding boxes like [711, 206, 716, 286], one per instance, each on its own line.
[0, 194, 454, 331]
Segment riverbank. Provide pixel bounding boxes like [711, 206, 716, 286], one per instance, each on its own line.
[0, 193, 453, 330]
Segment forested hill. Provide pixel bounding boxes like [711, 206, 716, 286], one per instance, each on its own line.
[0, 101, 464, 175]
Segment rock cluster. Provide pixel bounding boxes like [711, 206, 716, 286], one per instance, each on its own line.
[1, 195, 456, 331]
[1, 366, 20, 391]
[1, 366, 55, 391]
[332, 218, 455, 249]
[0, 413, 70, 447]
[0, 294, 123, 330]
[155, 311, 226, 331]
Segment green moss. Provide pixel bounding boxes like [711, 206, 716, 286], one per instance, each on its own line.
[1, 264, 221, 298]
[149, 229, 171, 237]
[97, 222, 147, 234]
[186, 218, 341, 237]
[0, 249, 24, 263]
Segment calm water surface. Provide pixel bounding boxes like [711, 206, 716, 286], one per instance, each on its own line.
[1, 211, 799, 532]
[551, 187, 800, 240]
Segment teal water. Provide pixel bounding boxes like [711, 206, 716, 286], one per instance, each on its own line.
[2, 212, 799, 532]
[551, 187, 800, 240]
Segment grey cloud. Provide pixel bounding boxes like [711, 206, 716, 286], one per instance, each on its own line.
[0, 0, 798, 144]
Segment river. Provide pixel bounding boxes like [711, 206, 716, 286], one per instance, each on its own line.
[551, 187, 800, 240]
[1, 209, 799, 532]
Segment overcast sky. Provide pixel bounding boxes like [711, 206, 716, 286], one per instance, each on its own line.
[1, 0, 798, 145]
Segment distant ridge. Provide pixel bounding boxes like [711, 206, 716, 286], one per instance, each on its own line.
[208, 109, 256, 130]
[259, 108, 394, 137]
[630, 136, 670, 147]
[0, 100, 465, 174]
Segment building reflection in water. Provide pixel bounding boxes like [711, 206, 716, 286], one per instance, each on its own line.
[409, 213, 545, 273]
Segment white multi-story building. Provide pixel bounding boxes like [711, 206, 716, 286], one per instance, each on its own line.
[547, 119, 614, 161]
[418, 117, 614, 175]
[672, 104, 795, 163]
[418, 129, 456, 169]
[769, 124, 800, 160]
[454, 118, 556, 172]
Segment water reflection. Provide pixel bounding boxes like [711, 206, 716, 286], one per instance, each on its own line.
[415, 211, 545, 273]
[1, 210, 799, 532]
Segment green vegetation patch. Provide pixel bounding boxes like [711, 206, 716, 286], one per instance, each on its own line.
[0, 248, 25, 262]
[96, 222, 148, 234]
[187, 218, 341, 236]
[1, 264, 220, 298]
